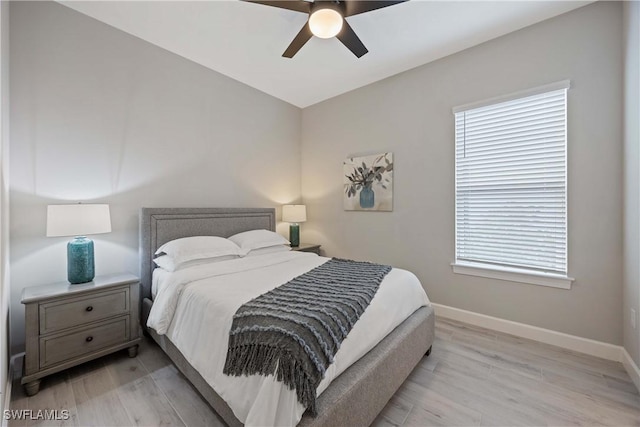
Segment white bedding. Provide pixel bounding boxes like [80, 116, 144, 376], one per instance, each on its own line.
[147, 251, 430, 426]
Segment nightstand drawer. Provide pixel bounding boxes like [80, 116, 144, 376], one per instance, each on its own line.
[39, 288, 129, 334]
[39, 316, 130, 368]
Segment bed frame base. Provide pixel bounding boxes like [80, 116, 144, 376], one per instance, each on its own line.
[143, 298, 434, 427]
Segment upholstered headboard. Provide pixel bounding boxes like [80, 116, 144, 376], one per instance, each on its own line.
[139, 207, 276, 300]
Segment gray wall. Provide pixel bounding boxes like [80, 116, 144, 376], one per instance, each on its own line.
[9, 1, 301, 353]
[301, 2, 623, 344]
[1, 0, 9, 408]
[623, 0, 640, 365]
[8, 0, 629, 354]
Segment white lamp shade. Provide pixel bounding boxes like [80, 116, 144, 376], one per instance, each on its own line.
[282, 205, 307, 223]
[46, 204, 112, 237]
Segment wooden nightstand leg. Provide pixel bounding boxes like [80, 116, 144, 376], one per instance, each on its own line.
[128, 344, 139, 358]
[24, 379, 41, 396]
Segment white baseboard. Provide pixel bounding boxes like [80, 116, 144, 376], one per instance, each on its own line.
[11, 353, 23, 380]
[1, 354, 20, 427]
[432, 303, 622, 361]
[622, 348, 640, 392]
[1, 376, 10, 427]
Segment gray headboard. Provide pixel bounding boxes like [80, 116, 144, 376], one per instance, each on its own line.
[139, 207, 276, 300]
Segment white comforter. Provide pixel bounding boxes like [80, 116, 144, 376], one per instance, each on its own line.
[147, 251, 430, 426]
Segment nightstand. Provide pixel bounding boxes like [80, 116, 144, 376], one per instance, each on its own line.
[292, 243, 321, 255]
[21, 273, 141, 396]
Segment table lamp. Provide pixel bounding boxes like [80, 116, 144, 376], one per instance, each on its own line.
[282, 205, 306, 247]
[46, 204, 111, 284]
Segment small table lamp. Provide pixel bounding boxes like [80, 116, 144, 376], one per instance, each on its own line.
[282, 205, 306, 247]
[46, 204, 111, 284]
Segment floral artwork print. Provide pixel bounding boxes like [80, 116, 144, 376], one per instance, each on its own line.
[343, 153, 393, 211]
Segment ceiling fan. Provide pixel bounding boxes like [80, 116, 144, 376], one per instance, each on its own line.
[243, 0, 408, 58]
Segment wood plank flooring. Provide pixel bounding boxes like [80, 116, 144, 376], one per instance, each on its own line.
[10, 317, 640, 426]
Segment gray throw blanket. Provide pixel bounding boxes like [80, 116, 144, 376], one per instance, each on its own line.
[223, 257, 392, 416]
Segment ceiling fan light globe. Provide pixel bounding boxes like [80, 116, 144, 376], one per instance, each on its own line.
[309, 8, 343, 39]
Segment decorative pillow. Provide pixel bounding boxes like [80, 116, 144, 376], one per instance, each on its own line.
[228, 229, 290, 253]
[244, 245, 292, 257]
[154, 236, 243, 265]
[153, 254, 239, 272]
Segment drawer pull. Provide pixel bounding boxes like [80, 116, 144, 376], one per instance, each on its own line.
[85, 336, 93, 342]
[86, 306, 93, 312]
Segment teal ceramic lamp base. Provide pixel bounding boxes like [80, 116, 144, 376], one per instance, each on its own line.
[67, 236, 95, 284]
[289, 223, 300, 247]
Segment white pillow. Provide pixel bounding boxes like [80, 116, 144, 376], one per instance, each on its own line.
[155, 236, 243, 265]
[228, 229, 289, 252]
[244, 245, 291, 257]
[153, 254, 239, 272]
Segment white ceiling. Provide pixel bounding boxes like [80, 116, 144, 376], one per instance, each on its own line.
[60, 0, 592, 108]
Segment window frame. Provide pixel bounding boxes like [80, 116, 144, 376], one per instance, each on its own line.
[451, 81, 574, 289]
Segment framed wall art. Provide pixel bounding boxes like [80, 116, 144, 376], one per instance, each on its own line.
[344, 152, 393, 211]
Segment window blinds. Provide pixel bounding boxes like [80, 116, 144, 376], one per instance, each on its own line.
[455, 86, 568, 275]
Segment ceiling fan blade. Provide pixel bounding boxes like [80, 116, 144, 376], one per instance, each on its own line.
[336, 20, 368, 58]
[242, 0, 311, 14]
[343, 0, 408, 17]
[283, 22, 313, 58]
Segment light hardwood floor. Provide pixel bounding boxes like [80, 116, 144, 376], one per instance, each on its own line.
[10, 317, 640, 426]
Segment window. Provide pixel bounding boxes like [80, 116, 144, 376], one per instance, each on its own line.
[453, 81, 573, 289]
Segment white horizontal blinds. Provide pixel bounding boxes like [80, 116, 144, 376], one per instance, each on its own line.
[455, 88, 568, 274]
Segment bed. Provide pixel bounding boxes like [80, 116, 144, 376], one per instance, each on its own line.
[139, 207, 435, 427]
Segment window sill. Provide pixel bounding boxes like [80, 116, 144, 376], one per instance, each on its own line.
[451, 261, 574, 290]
